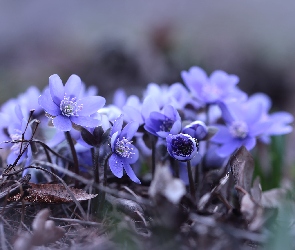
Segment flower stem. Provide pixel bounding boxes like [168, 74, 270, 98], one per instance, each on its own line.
[187, 160, 196, 198]
[91, 147, 100, 215]
[64, 131, 79, 188]
[151, 135, 156, 178]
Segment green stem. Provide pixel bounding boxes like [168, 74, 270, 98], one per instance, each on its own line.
[187, 160, 196, 198]
[64, 131, 79, 188]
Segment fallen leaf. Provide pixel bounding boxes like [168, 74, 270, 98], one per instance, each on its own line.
[8, 183, 97, 203]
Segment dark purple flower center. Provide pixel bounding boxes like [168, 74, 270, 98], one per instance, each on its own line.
[115, 137, 134, 158]
[171, 134, 195, 157]
[229, 121, 248, 139]
[159, 117, 174, 132]
[60, 95, 83, 117]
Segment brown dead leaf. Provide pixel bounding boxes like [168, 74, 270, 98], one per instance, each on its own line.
[228, 146, 254, 200]
[8, 183, 97, 203]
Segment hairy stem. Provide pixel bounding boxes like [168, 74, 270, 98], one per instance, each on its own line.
[187, 160, 196, 198]
[64, 131, 79, 188]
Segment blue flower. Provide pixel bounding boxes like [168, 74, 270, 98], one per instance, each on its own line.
[5, 105, 33, 166]
[144, 104, 181, 138]
[211, 100, 271, 157]
[181, 66, 246, 105]
[247, 93, 293, 143]
[182, 120, 208, 141]
[109, 115, 141, 184]
[38, 74, 106, 131]
[166, 133, 198, 161]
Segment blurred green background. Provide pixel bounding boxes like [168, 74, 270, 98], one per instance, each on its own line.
[0, 0, 294, 187]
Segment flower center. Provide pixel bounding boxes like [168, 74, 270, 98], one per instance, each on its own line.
[229, 121, 248, 139]
[159, 117, 174, 132]
[60, 95, 83, 117]
[201, 84, 222, 101]
[115, 137, 134, 158]
[171, 134, 195, 157]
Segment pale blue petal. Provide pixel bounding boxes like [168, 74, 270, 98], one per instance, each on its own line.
[141, 96, 159, 120]
[243, 137, 256, 151]
[210, 125, 233, 143]
[111, 114, 123, 136]
[64, 75, 82, 97]
[215, 139, 241, 157]
[52, 115, 72, 131]
[38, 89, 61, 116]
[122, 106, 144, 124]
[49, 74, 64, 105]
[109, 154, 124, 178]
[78, 96, 106, 116]
[120, 121, 139, 141]
[124, 163, 141, 184]
[70, 116, 100, 128]
[125, 145, 139, 164]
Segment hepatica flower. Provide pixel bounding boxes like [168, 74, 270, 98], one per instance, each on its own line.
[211, 100, 271, 157]
[109, 115, 141, 184]
[38, 74, 106, 131]
[181, 66, 246, 105]
[144, 105, 181, 138]
[166, 133, 198, 161]
[5, 105, 33, 166]
[182, 120, 208, 141]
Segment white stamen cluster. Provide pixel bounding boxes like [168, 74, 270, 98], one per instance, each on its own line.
[229, 121, 248, 139]
[115, 137, 134, 158]
[60, 95, 83, 117]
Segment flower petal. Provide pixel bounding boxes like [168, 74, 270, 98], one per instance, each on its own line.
[122, 106, 144, 124]
[70, 116, 100, 128]
[243, 137, 256, 151]
[52, 115, 72, 131]
[215, 139, 241, 157]
[78, 96, 106, 116]
[111, 114, 123, 136]
[125, 145, 139, 164]
[64, 75, 82, 97]
[124, 163, 141, 184]
[210, 125, 233, 143]
[49, 74, 64, 105]
[109, 154, 124, 178]
[120, 121, 139, 141]
[38, 89, 61, 116]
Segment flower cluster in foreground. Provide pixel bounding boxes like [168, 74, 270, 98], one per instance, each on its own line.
[0, 66, 292, 187]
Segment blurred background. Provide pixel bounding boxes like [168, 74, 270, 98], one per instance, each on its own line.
[0, 1, 294, 177]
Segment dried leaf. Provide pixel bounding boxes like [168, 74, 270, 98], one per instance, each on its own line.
[8, 183, 97, 203]
[149, 163, 186, 204]
[14, 208, 65, 249]
[228, 146, 254, 198]
[251, 176, 262, 204]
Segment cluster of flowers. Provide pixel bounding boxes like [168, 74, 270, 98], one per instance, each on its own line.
[0, 66, 293, 185]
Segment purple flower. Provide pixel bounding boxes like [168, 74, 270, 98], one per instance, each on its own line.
[4, 105, 33, 166]
[181, 66, 246, 105]
[144, 105, 181, 138]
[247, 93, 293, 143]
[166, 133, 198, 161]
[109, 115, 141, 184]
[182, 120, 208, 140]
[38, 74, 106, 131]
[211, 100, 271, 157]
